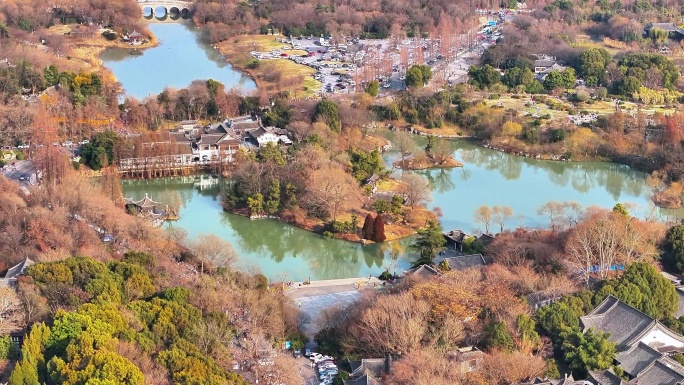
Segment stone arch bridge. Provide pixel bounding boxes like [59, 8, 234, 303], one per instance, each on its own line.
[138, 0, 192, 19]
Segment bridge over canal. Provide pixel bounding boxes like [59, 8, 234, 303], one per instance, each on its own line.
[138, 0, 192, 19]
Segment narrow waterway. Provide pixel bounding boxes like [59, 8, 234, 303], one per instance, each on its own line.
[122, 176, 414, 281]
[100, 23, 256, 99]
[122, 139, 677, 281]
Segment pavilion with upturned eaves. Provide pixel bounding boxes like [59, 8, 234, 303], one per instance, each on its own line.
[124, 194, 162, 215]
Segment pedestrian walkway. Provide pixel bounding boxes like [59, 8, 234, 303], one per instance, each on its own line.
[284, 276, 383, 299]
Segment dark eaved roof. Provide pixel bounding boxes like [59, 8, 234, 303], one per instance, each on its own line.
[197, 134, 226, 145]
[587, 370, 626, 385]
[526, 291, 562, 306]
[617, 342, 663, 377]
[349, 358, 386, 378]
[231, 117, 262, 131]
[444, 229, 468, 243]
[580, 295, 655, 349]
[248, 126, 267, 139]
[534, 59, 556, 67]
[628, 356, 684, 385]
[4, 258, 35, 279]
[403, 264, 442, 279]
[343, 374, 381, 385]
[443, 254, 491, 271]
[366, 174, 380, 184]
[133, 194, 159, 209]
[205, 123, 229, 135]
[649, 22, 679, 32]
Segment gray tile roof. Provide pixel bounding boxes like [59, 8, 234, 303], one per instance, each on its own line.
[443, 254, 491, 271]
[444, 229, 468, 243]
[617, 342, 663, 377]
[588, 369, 626, 385]
[649, 22, 679, 32]
[343, 374, 381, 385]
[403, 264, 442, 279]
[4, 258, 35, 279]
[534, 59, 556, 67]
[198, 134, 227, 145]
[349, 358, 386, 378]
[627, 357, 684, 385]
[675, 287, 684, 318]
[581, 296, 655, 349]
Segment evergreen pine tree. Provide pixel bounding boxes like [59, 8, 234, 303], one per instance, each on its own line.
[372, 214, 386, 242]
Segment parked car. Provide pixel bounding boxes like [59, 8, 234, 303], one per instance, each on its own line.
[314, 355, 333, 363]
[309, 353, 323, 361]
[320, 370, 338, 379]
[293, 349, 302, 358]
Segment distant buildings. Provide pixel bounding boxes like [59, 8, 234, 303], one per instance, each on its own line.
[645, 22, 684, 39]
[118, 115, 291, 176]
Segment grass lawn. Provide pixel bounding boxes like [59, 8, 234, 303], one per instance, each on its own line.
[221, 34, 291, 53]
[579, 99, 677, 115]
[482, 97, 569, 118]
[376, 179, 403, 193]
[412, 124, 463, 137]
[572, 35, 625, 56]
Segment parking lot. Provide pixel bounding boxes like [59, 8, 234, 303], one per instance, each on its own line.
[246, 16, 504, 96]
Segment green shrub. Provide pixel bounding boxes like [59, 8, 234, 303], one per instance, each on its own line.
[246, 59, 260, 69]
[72, 161, 80, 170]
[102, 31, 117, 41]
[15, 152, 25, 160]
[0, 336, 18, 359]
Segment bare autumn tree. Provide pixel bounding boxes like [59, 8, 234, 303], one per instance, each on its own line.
[492, 206, 513, 233]
[399, 173, 431, 207]
[474, 205, 493, 234]
[566, 208, 662, 286]
[481, 350, 546, 384]
[306, 165, 361, 221]
[0, 287, 24, 334]
[537, 201, 567, 234]
[386, 349, 461, 385]
[253, 355, 303, 385]
[393, 131, 417, 168]
[16, 282, 48, 326]
[345, 292, 431, 356]
[430, 140, 453, 165]
[286, 121, 314, 143]
[189, 233, 239, 273]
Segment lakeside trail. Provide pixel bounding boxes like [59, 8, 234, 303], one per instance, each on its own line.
[284, 277, 384, 299]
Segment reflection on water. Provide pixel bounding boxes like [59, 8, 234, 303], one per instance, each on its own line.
[380, 136, 674, 232]
[100, 23, 256, 99]
[123, 138, 682, 280]
[122, 176, 415, 281]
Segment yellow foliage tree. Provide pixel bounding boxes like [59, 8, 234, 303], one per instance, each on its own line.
[410, 281, 480, 322]
[501, 121, 522, 137]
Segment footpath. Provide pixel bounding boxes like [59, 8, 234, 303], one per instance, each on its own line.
[284, 276, 383, 299]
